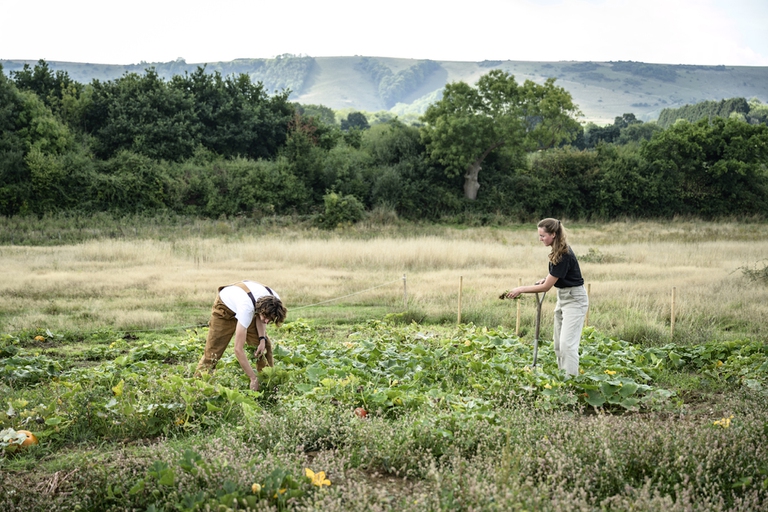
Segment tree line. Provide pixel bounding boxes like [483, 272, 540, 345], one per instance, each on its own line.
[657, 97, 768, 128]
[2, 60, 767, 223]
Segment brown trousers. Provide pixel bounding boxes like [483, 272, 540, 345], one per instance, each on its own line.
[194, 282, 273, 375]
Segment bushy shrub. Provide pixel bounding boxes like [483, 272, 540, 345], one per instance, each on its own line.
[524, 147, 600, 218]
[316, 192, 366, 229]
[168, 156, 312, 217]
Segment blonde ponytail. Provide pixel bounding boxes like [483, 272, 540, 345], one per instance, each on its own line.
[538, 218, 569, 265]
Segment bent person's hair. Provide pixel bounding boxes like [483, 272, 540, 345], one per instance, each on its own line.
[538, 218, 569, 265]
[255, 295, 287, 326]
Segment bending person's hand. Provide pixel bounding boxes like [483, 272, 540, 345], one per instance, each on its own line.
[254, 340, 267, 359]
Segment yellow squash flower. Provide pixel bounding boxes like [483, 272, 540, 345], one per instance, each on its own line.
[713, 415, 734, 428]
[305, 468, 331, 487]
[605, 370, 617, 375]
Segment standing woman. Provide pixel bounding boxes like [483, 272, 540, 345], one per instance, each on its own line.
[506, 218, 588, 376]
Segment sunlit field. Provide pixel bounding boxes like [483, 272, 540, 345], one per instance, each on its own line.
[2, 218, 767, 511]
[1, 219, 766, 344]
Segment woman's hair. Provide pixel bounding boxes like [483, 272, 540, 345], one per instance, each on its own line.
[538, 218, 569, 265]
[255, 295, 287, 326]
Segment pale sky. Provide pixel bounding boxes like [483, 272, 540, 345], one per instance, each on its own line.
[3, 0, 767, 66]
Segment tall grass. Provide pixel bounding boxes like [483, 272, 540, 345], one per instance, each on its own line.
[1, 217, 766, 344]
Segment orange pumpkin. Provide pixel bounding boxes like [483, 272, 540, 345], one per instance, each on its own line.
[16, 430, 38, 447]
[354, 407, 367, 418]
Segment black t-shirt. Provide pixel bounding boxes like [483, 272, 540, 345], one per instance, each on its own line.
[549, 247, 584, 288]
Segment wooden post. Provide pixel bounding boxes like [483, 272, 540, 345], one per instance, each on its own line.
[515, 278, 522, 336]
[402, 274, 407, 308]
[457, 276, 463, 325]
[585, 283, 591, 327]
[671, 286, 676, 339]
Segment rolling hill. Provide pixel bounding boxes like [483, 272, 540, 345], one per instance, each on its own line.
[3, 55, 767, 125]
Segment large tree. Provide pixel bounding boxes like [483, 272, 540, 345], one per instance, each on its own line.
[82, 69, 199, 161]
[0, 65, 77, 215]
[81, 67, 295, 162]
[641, 117, 768, 217]
[420, 70, 581, 199]
[10, 60, 83, 119]
[171, 68, 294, 160]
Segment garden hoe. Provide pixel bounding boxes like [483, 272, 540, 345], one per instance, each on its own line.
[532, 291, 547, 369]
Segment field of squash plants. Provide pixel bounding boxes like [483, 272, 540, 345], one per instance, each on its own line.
[2, 318, 768, 511]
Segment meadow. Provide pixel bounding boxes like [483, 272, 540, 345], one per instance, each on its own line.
[2, 216, 767, 343]
[1, 216, 767, 511]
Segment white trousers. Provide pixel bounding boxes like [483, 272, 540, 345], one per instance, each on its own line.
[553, 285, 589, 376]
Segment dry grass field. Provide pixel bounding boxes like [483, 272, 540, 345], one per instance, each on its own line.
[1, 220, 766, 344]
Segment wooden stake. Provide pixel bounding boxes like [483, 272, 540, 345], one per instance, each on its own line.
[671, 286, 677, 339]
[402, 274, 407, 308]
[457, 276, 463, 325]
[585, 283, 591, 327]
[515, 278, 522, 336]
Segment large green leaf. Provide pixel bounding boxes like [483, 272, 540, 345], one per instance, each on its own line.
[585, 389, 606, 407]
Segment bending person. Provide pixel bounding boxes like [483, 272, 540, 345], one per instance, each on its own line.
[195, 280, 286, 391]
[506, 219, 588, 376]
